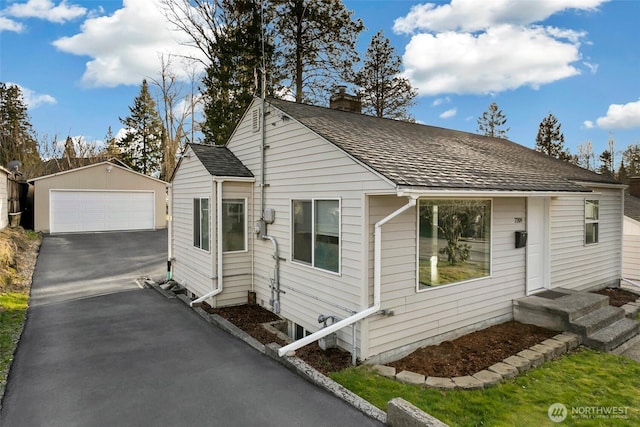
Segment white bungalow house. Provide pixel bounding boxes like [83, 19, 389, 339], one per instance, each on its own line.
[623, 177, 640, 282]
[169, 94, 625, 363]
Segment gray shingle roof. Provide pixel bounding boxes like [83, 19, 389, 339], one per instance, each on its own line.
[267, 98, 619, 193]
[189, 143, 254, 178]
[625, 192, 640, 221]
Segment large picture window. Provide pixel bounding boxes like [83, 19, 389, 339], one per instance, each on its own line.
[222, 199, 246, 252]
[292, 199, 340, 273]
[193, 198, 210, 251]
[585, 199, 599, 244]
[418, 199, 491, 289]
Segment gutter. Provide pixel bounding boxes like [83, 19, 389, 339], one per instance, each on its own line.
[190, 178, 225, 307]
[277, 196, 417, 357]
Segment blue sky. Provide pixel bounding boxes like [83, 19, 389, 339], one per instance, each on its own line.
[1, 0, 639, 165]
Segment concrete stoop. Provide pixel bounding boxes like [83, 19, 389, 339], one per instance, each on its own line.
[514, 287, 640, 352]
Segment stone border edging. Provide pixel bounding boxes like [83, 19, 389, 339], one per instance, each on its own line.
[372, 332, 582, 390]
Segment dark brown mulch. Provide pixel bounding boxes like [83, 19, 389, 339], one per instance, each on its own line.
[387, 321, 557, 378]
[203, 303, 287, 347]
[592, 287, 639, 307]
[199, 303, 557, 377]
[202, 303, 352, 374]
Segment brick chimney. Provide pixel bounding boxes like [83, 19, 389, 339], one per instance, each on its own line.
[630, 176, 640, 198]
[329, 86, 361, 113]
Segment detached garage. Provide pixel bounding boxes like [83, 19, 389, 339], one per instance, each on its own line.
[30, 161, 167, 233]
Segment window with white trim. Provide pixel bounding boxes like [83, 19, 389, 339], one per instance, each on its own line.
[292, 199, 340, 273]
[585, 199, 599, 244]
[193, 198, 210, 251]
[418, 199, 491, 289]
[222, 199, 246, 252]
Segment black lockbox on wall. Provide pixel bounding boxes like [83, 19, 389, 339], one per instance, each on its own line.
[515, 231, 527, 248]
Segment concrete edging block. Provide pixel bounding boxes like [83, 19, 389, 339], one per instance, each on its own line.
[396, 370, 426, 386]
[387, 398, 449, 427]
[425, 376, 456, 390]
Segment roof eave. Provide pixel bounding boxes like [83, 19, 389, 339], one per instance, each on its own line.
[396, 187, 594, 198]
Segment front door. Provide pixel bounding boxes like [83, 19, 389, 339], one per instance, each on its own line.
[526, 197, 550, 294]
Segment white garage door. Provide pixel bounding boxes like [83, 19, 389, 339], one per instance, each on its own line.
[50, 190, 155, 233]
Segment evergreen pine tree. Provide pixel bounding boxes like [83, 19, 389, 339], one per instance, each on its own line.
[0, 82, 40, 171]
[117, 80, 164, 175]
[104, 126, 120, 157]
[354, 30, 416, 120]
[273, 0, 363, 104]
[598, 149, 614, 177]
[201, 0, 275, 145]
[477, 102, 509, 139]
[535, 113, 571, 160]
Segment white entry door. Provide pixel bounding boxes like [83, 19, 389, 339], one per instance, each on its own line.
[526, 197, 550, 294]
[50, 190, 155, 233]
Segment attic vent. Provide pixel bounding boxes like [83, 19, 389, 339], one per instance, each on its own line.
[252, 108, 261, 132]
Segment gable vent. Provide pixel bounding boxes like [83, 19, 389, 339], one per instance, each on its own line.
[252, 108, 261, 132]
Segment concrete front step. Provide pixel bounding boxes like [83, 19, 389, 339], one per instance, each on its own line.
[570, 306, 625, 336]
[514, 288, 610, 331]
[583, 318, 640, 352]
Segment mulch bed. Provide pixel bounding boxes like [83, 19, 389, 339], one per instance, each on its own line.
[592, 287, 639, 307]
[387, 321, 556, 377]
[197, 287, 639, 377]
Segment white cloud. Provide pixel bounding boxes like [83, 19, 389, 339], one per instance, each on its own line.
[431, 96, 450, 106]
[393, 0, 608, 34]
[594, 99, 640, 129]
[403, 25, 581, 96]
[439, 108, 457, 119]
[583, 120, 594, 129]
[52, 0, 205, 87]
[7, 82, 57, 108]
[0, 16, 24, 32]
[583, 61, 599, 74]
[5, 0, 86, 24]
[394, 0, 606, 96]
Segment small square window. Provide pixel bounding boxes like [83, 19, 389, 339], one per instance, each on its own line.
[292, 199, 340, 273]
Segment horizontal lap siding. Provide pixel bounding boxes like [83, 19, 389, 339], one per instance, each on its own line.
[217, 182, 253, 307]
[228, 100, 392, 349]
[550, 188, 622, 290]
[366, 196, 526, 361]
[171, 149, 215, 298]
[623, 216, 640, 280]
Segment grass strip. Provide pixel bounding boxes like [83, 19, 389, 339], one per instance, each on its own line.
[331, 348, 640, 426]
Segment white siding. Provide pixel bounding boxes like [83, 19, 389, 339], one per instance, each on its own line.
[171, 147, 216, 298]
[365, 196, 527, 362]
[623, 216, 640, 281]
[218, 181, 253, 307]
[0, 171, 7, 230]
[549, 187, 623, 290]
[227, 99, 393, 350]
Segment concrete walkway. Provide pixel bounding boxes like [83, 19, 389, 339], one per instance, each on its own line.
[1, 231, 382, 427]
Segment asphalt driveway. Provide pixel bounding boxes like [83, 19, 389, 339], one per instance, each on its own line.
[1, 231, 382, 427]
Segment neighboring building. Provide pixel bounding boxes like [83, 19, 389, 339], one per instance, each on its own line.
[0, 167, 8, 230]
[170, 95, 624, 363]
[624, 177, 640, 281]
[29, 161, 168, 233]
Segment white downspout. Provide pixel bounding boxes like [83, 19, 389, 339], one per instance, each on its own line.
[191, 178, 224, 307]
[166, 183, 173, 281]
[277, 196, 417, 357]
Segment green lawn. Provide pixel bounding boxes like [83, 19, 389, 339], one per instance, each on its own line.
[0, 292, 28, 394]
[331, 348, 640, 426]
